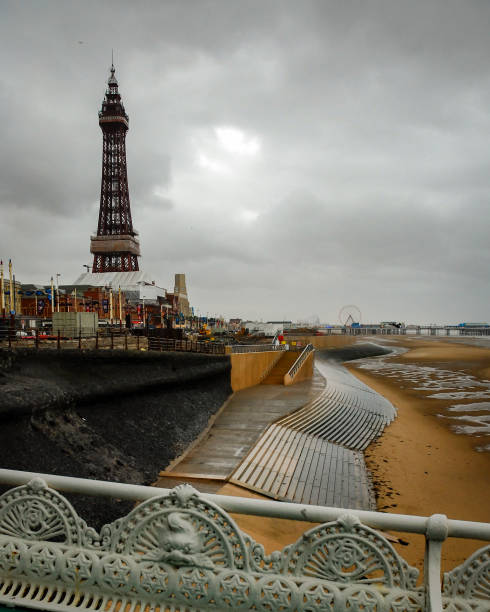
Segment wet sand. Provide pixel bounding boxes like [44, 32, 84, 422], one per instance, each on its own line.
[345, 337, 490, 574]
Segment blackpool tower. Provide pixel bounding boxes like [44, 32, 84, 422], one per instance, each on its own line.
[90, 63, 140, 272]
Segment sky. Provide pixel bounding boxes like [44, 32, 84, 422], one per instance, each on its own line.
[1, 0, 489, 324]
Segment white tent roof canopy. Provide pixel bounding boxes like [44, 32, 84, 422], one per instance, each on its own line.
[72, 271, 165, 292]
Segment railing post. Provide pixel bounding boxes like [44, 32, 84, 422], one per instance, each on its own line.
[124, 332, 128, 351]
[95, 331, 99, 350]
[78, 330, 82, 350]
[35, 328, 39, 350]
[424, 514, 448, 611]
[137, 334, 140, 350]
[111, 331, 114, 350]
[57, 330, 61, 350]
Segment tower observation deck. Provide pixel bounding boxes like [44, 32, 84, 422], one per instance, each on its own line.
[90, 64, 140, 272]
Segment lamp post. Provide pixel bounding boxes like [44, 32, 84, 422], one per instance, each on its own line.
[50, 277, 55, 316]
[56, 274, 61, 313]
[118, 286, 122, 324]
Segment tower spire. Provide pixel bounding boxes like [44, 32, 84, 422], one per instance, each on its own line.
[90, 63, 140, 273]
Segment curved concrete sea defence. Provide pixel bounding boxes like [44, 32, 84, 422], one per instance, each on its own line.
[230, 343, 396, 509]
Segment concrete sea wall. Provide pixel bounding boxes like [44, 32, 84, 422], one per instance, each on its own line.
[230, 351, 282, 391]
[289, 335, 359, 350]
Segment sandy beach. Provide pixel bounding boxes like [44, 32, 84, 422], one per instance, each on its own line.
[219, 336, 490, 577]
[346, 336, 490, 574]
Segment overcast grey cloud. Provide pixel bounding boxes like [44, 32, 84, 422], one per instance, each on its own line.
[1, 0, 489, 323]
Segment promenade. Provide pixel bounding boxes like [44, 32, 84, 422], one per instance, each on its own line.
[155, 368, 325, 492]
[156, 355, 396, 512]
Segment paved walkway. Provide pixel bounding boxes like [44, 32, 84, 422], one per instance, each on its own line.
[155, 368, 325, 492]
[156, 359, 395, 511]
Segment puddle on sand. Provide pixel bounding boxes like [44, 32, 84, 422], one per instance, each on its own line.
[354, 351, 490, 452]
[447, 402, 490, 412]
[438, 412, 490, 437]
[428, 391, 490, 399]
[437, 400, 490, 442]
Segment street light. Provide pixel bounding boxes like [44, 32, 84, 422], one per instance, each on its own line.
[56, 273, 61, 313]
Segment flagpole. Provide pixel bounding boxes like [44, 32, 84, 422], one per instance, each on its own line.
[8, 259, 14, 314]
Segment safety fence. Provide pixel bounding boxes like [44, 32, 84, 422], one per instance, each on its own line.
[0, 469, 488, 611]
[230, 343, 288, 353]
[147, 337, 226, 354]
[288, 326, 490, 337]
[0, 328, 147, 351]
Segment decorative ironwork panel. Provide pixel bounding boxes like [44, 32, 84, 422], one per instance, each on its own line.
[0, 477, 86, 545]
[442, 544, 490, 611]
[0, 479, 429, 611]
[284, 513, 418, 590]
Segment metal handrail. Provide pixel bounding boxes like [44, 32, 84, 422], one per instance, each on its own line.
[231, 343, 287, 353]
[286, 343, 314, 380]
[0, 469, 489, 612]
[147, 337, 226, 355]
[0, 469, 488, 539]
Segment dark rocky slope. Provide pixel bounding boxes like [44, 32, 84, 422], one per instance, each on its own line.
[0, 349, 231, 528]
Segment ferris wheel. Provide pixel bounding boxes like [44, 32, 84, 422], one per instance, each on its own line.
[338, 304, 362, 327]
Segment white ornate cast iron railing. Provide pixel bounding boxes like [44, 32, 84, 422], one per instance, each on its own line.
[0, 469, 488, 612]
[284, 343, 315, 385]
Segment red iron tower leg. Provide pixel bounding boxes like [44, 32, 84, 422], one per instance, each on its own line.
[90, 64, 140, 272]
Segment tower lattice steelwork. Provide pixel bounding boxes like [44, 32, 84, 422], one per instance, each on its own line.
[90, 64, 140, 272]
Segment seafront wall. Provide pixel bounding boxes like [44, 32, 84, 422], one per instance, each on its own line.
[289, 335, 359, 349]
[0, 349, 231, 527]
[230, 351, 282, 390]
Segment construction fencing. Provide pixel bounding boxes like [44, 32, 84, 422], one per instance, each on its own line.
[147, 336, 226, 354]
[0, 327, 147, 352]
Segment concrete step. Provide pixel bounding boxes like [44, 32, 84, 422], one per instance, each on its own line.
[262, 351, 300, 385]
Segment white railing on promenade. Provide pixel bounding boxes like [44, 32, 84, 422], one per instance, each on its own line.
[231, 343, 287, 353]
[0, 469, 489, 612]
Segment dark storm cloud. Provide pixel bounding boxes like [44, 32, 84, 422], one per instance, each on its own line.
[1, 1, 489, 322]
